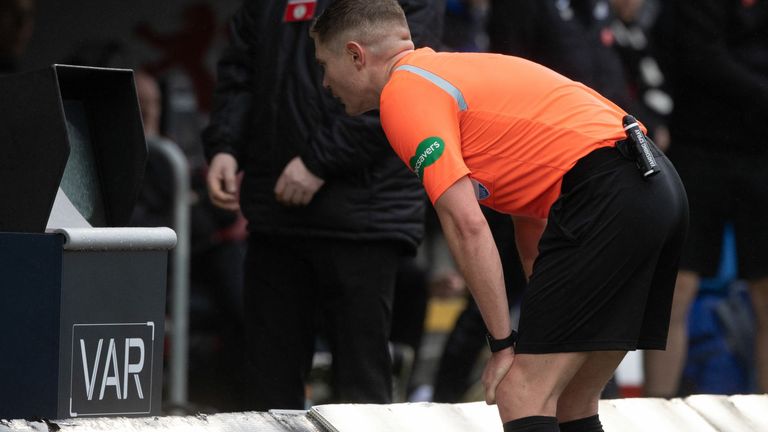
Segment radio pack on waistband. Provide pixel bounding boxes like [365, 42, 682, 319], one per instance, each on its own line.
[616, 115, 661, 179]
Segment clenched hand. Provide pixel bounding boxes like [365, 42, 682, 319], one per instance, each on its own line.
[274, 156, 325, 206]
[206, 153, 240, 211]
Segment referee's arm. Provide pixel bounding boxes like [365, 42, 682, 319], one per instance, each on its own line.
[434, 176, 510, 339]
[434, 175, 515, 405]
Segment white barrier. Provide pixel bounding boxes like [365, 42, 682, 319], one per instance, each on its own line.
[1, 395, 767, 432]
[309, 402, 503, 432]
[599, 398, 718, 432]
[0, 411, 319, 432]
[685, 395, 768, 432]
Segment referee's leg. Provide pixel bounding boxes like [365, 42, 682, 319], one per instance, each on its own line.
[556, 351, 627, 421]
[496, 351, 624, 431]
[495, 352, 587, 422]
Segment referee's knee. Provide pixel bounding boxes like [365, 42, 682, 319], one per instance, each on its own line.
[497, 361, 563, 414]
[556, 391, 600, 422]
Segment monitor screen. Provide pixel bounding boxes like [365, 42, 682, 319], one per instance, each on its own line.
[60, 99, 107, 227]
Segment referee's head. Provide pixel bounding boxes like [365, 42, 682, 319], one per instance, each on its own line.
[310, 0, 415, 116]
[310, 0, 410, 50]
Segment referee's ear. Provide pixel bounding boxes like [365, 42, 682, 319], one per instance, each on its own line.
[345, 41, 366, 70]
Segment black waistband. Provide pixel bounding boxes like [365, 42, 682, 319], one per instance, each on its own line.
[561, 146, 625, 194]
[562, 139, 665, 194]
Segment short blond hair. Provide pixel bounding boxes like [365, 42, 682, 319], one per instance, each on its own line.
[310, 0, 408, 46]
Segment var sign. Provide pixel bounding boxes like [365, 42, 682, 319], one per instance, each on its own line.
[69, 322, 155, 416]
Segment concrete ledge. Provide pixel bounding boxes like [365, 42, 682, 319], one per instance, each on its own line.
[0, 411, 320, 432]
[685, 395, 768, 432]
[599, 398, 718, 431]
[2, 395, 767, 432]
[309, 402, 502, 432]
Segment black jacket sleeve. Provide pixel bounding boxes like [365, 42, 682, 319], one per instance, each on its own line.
[300, 0, 445, 179]
[300, 110, 391, 180]
[200, 8, 255, 165]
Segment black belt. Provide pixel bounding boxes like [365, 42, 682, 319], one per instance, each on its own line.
[562, 118, 664, 194]
[562, 146, 625, 194]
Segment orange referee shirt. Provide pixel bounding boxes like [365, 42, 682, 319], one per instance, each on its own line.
[380, 48, 632, 218]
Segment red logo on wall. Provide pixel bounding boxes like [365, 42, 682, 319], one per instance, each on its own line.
[742, 0, 756, 7]
[284, 0, 318, 22]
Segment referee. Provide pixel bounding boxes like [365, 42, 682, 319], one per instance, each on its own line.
[309, 1, 688, 431]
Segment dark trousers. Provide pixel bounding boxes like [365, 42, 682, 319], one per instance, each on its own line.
[243, 235, 400, 410]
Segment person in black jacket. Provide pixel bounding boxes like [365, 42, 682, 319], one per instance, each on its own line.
[488, 0, 631, 110]
[201, 0, 443, 410]
[644, 0, 768, 397]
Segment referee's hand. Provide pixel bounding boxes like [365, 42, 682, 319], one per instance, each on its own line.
[482, 348, 515, 405]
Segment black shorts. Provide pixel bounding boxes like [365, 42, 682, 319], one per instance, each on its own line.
[670, 145, 768, 280]
[515, 146, 689, 354]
